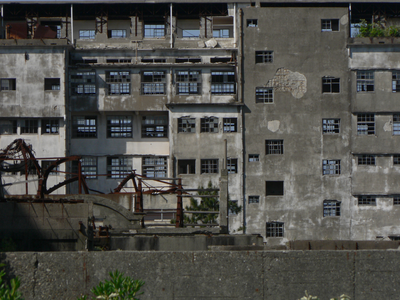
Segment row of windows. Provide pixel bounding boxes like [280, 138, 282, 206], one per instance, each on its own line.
[0, 78, 60, 91]
[178, 158, 238, 175]
[356, 155, 400, 165]
[178, 117, 237, 133]
[247, 18, 340, 33]
[0, 119, 59, 135]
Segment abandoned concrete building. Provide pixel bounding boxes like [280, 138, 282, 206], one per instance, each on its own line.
[0, 0, 399, 245]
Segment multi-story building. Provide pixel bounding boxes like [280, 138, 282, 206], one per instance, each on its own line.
[0, 0, 399, 243]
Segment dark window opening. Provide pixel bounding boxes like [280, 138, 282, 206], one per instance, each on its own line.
[358, 155, 376, 165]
[42, 119, 59, 134]
[248, 154, 259, 162]
[178, 159, 195, 174]
[248, 195, 259, 204]
[247, 19, 258, 27]
[178, 117, 196, 133]
[201, 159, 218, 174]
[266, 181, 284, 196]
[322, 77, 340, 93]
[266, 140, 284, 155]
[1, 78, 16, 91]
[255, 51, 273, 63]
[321, 19, 339, 31]
[175, 58, 201, 63]
[21, 119, 38, 134]
[44, 78, 60, 91]
[358, 195, 376, 205]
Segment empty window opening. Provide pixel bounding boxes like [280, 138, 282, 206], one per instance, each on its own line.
[256, 87, 273, 103]
[248, 154, 259, 162]
[107, 116, 132, 138]
[1, 78, 16, 91]
[394, 197, 400, 205]
[142, 115, 168, 138]
[357, 71, 374, 92]
[44, 78, 60, 91]
[227, 158, 238, 174]
[0, 120, 17, 134]
[20, 119, 38, 134]
[72, 116, 97, 138]
[211, 57, 232, 63]
[322, 77, 340, 93]
[108, 29, 126, 38]
[228, 200, 239, 215]
[322, 159, 341, 175]
[358, 155, 376, 165]
[106, 71, 130, 95]
[394, 155, 400, 165]
[40, 21, 61, 38]
[177, 19, 200, 38]
[73, 157, 97, 179]
[142, 156, 167, 178]
[211, 71, 235, 94]
[358, 195, 376, 205]
[175, 58, 201, 63]
[106, 58, 131, 64]
[79, 30, 95, 39]
[178, 117, 196, 133]
[248, 196, 260, 204]
[107, 156, 132, 179]
[201, 159, 218, 174]
[144, 23, 165, 38]
[323, 200, 341, 217]
[223, 118, 237, 133]
[321, 19, 339, 31]
[141, 58, 166, 63]
[393, 71, 400, 92]
[266, 181, 284, 196]
[42, 119, 59, 134]
[322, 119, 340, 134]
[393, 114, 400, 135]
[247, 19, 258, 27]
[70, 71, 96, 95]
[178, 159, 195, 174]
[357, 114, 375, 135]
[141, 71, 166, 95]
[212, 16, 233, 38]
[266, 140, 284, 155]
[201, 117, 219, 133]
[389, 236, 400, 241]
[266, 222, 284, 237]
[255, 51, 273, 63]
[176, 70, 201, 95]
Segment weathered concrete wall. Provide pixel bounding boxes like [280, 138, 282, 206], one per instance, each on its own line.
[2, 250, 400, 300]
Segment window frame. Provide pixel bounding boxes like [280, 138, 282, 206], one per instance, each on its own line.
[176, 70, 201, 95]
[322, 159, 341, 175]
[144, 23, 165, 38]
[107, 115, 132, 138]
[322, 118, 340, 134]
[79, 29, 95, 39]
[357, 114, 375, 135]
[248, 154, 259, 162]
[70, 71, 96, 95]
[357, 154, 376, 165]
[142, 156, 168, 178]
[107, 156, 132, 179]
[246, 19, 258, 28]
[266, 222, 284, 237]
[44, 78, 60, 91]
[141, 71, 166, 95]
[108, 29, 127, 38]
[394, 155, 400, 165]
[211, 71, 236, 95]
[322, 77, 340, 93]
[200, 117, 219, 133]
[266, 140, 284, 155]
[20, 119, 38, 134]
[141, 115, 168, 138]
[201, 159, 219, 174]
[266, 181, 284, 196]
[393, 71, 400, 92]
[256, 87, 273, 103]
[72, 116, 97, 138]
[0, 119, 17, 135]
[1, 78, 16, 91]
[41, 119, 59, 134]
[79, 157, 98, 179]
[323, 200, 341, 217]
[178, 159, 196, 175]
[227, 158, 238, 174]
[393, 114, 400, 135]
[178, 117, 196, 133]
[358, 195, 376, 206]
[106, 71, 130, 95]
[255, 51, 273, 63]
[357, 71, 374, 92]
[223, 118, 237, 133]
[321, 19, 339, 32]
[248, 195, 260, 204]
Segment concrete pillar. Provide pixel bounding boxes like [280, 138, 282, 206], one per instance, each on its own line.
[219, 169, 228, 233]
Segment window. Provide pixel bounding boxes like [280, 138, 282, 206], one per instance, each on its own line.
[144, 24, 165, 38]
[142, 58, 166, 63]
[255, 51, 273, 63]
[201, 117, 219, 133]
[357, 114, 375, 135]
[357, 71, 374, 92]
[248, 196, 259, 204]
[107, 116, 132, 138]
[107, 156, 132, 179]
[141, 71, 166, 95]
[178, 159, 195, 174]
[266, 222, 284, 237]
[178, 117, 196, 133]
[44, 78, 60, 91]
[393, 71, 400, 92]
[72, 116, 97, 138]
[213, 29, 230, 38]
[106, 71, 130, 95]
[322, 119, 340, 134]
[201, 159, 218, 174]
[42, 160, 59, 175]
[176, 70, 201, 95]
[20, 119, 38, 134]
[256, 87, 273, 103]
[141, 115, 168, 138]
[393, 114, 400, 135]
[358, 155, 376, 165]
[323, 200, 341, 217]
[266, 140, 284, 155]
[77, 157, 98, 179]
[321, 19, 339, 31]
[394, 155, 400, 165]
[70, 71, 96, 95]
[322, 159, 340, 175]
[211, 71, 235, 94]
[248, 154, 259, 162]
[247, 19, 258, 27]
[322, 77, 340, 93]
[106, 58, 131, 64]
[142, 156, 167, 178]
[79, 30, 95, 39]
[108, 29, 126, 38]
[42, 119, 59, 134]
[266, 181, 284, 196]
[0, 120, 17, 134]
[212, 16, 233, 38]
[358, 195, 376, 205]
[1, 79, 16, 91]
[223, 118, 237, 133]
[394, 197, 400, 205]
[227, 158, 237, 174]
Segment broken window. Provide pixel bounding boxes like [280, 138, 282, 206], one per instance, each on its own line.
[266, 140, 284, 155]
[1, 79, 16, 91]
[107, 116, 132, 138]
[44, 78, 60, 91]
[393, 71, 400, 92]
[393, 114, 400, 135]
[358, 195, 376, 205]
[211, 71, 235, 94]
[106, 71, 130, 95]
[394, 155, 400, 165]
[142, 58, 166, 63]
[210, 57, 232, 63]
[322, 119, 340, 134]
[248, 154, 259, 162]
[42, 160, 59, 175]
[201, 117, 219, 133]
[40, 21, 61, 38]
[144, 23, 165, 38]
[255, 51, 273, 63]
[72, 157, 97, 179]
[142, 156, 167, 178]
[357, 71, 374, 92]
[176, 70, 201, 95]
[394, 197, 400, 205]
[108, 29, 127, 38]
[322, 159, 341, 175]
[141, 71, 166, 95]
[141, 115, 168, 138]
[248, 196, 260, 204]
[0, 120, 17, 134]
[223, 118, 237, 133]
[323, 200, 341, 217]
[322, 77, 340, 93]
[175, 58, 201, 63]
[357, 114, 375, 135]
[41, 119, 59, 134]
[107, 156, 132, 179]
[201, 159, 219, 174]
[358, 155, 376, 165]
[106, 58, 131, 64]
[178, 159, 195, 174]
[227, 158, 238, 174]
[266, 181, 284, 196]
[177, 19, 200, 38]
[70, 71, 96, 95]
[20, 119, 38, 134]
[72, 116, 97, 138]
[256, 87, 273, 103]
[247, 19, 258, 27]
[212, 16, 233, 38]
[266, 222, 284, 237]
[321, 19, 339, 31]
[79, 30, 95, 39]
[178, 117, 196, 133]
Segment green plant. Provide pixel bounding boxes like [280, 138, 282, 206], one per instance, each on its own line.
[357, 19, 400, 38]
[298, 290, 351, 300]
[0, 264, 23, 300]
[77, 270, 144, 300]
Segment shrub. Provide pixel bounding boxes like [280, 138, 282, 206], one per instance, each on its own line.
[0, 263, 23, 300]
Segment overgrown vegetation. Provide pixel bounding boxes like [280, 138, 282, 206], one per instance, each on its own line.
[0, 264, 23, 300]
[298, 290, 350, 300]
[357, 19, 400, 37]
[77, 270, 144, 300]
